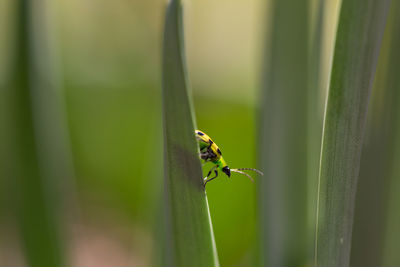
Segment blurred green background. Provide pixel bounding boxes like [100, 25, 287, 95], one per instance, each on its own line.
[1, 0, 398, 267]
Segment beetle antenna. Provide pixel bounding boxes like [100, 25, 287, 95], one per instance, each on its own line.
[235, 168, 264, 176]
[230, 169, 254, 183]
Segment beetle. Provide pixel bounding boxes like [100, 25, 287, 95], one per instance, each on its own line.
[195, 129, 263, 186]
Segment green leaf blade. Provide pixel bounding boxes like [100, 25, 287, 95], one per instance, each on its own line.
[6, 0, 76, 266]
[162, 1, 219, 266]
[258, 0, 309, 266]
[351, 2, 400, 266]
[315, 0, 391, 266]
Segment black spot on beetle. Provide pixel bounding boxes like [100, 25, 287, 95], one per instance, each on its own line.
[197, 131, 204, 136]
[217, 148, 222, 155]
[209, 140, 213, 144]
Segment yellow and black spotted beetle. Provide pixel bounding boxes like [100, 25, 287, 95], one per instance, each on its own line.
[195, 130, 263, 186]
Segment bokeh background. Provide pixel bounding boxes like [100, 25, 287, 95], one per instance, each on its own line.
[2, 0, 398, 267]
[0, 0, 268, 266]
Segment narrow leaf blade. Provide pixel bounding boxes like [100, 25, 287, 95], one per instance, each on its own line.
[162, 1, 219, 266]
[258, 0, 309, 266]
[6, 0, 75, 266]
[351, 2, 400, 266]
[315, 0, 391, 266]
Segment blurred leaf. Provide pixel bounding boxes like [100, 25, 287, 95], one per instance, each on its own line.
[5, 0, 75, 266]
[161, 0, 219, 266]
[351, 2, 400, 266]
[314, 0, 390, 266]
[307, 0, 326, 258]
[258, 0, 309, 266]
[380, 1, 400, 266]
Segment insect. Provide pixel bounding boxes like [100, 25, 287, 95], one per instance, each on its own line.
[195, 130, 263, 186]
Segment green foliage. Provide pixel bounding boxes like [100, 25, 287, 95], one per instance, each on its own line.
[308, 0, 326, 244]
[351, 2, 400, 266]
[161, 1, 219, 266]
[381, 2, 400, 266]
[315, 0, 390, 266]
[2, 1, 400, 266]
[258, 0, 309, 266]
[5, 0, 74, 266]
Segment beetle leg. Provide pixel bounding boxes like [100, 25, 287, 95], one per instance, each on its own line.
[199, 152, 210, 160]
[204, 165, 217, 178]
[204, 166, 218, 186]
[199, 150, 216, 162]
[204, 170, 219, 186]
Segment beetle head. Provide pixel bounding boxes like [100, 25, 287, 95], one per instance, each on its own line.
[222, 166, 231, 177]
